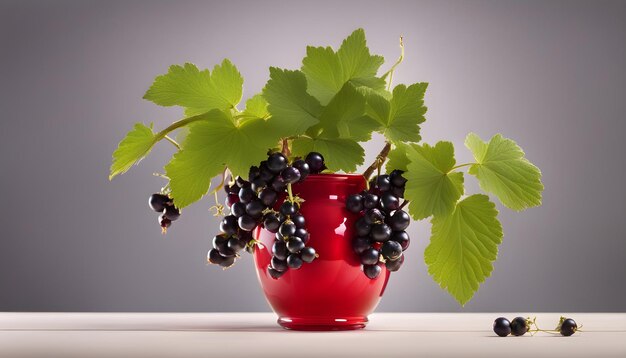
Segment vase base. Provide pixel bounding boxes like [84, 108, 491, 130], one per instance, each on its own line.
[277, 316, 368, 331]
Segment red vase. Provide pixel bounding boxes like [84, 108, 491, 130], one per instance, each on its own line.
[253, 173, 390, 330]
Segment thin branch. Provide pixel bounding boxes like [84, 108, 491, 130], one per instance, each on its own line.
[164, 135, 181, 150]
[363, 142, 392, 180]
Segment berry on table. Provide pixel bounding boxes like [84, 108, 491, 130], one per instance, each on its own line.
[493, 317, 511, 337]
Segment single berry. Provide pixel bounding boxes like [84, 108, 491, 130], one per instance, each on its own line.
[300, 247, 316, 263]
[375, 175, 391, 191]
[219, 215, 239, 235]
[224, 184, 239, 195]
[353, 236, 371, 254]
[250, 177, 267, 192]
[271, 176, 287, 192]
[280, 201, 299, 216]
[259, 188, 278, 207]
[238, 186, 256, 204]
[294, 228, 310, 243]
[159, 213, 171, 229]
[227, 237, 246, 253]
[271, 256, 288, 272]
[391, 185, 405, 198]
[390, 170, 407, 187]
[363, 193, 379, 209]
[237, 215, 257, 232]
[380, 192, 400, 211]
[235, 176, 249, 188]
[287, 254, 303, 269]
[305, 152, 325, 173]
[385, 254, 404, 272]
[163, 205, 180, 221]
[510, 317, 529, 336]
[363, 264, 382, 279]
[149, 193, 170, 212]
[291, 214, 306, 229]
[263, 213, 280, 233]
[292, 159, 310, 181]
[388, 210, 410, 231]
[245, 200, 265, 218]
[381, 240, 403, 261]
[230, 201, 246, 217]
[267, 153, 288, 173]
[279, 221, 297, 237]
[346, 194, 364, 213]
[364, 208, 385, 225]
[370, 223, 392, 242]
[268, 266, 285, 279]
[207, 248, 224, 265]
[225, 194, 239, 207]
[286, 237, 305, 253]
[212, 234, 229, 249]
[559, 318, 578, 336]
[281, 166, 301, 184]
[391, 231, 410, 251]
[493, 317, 511, 337]
[355, 217, 371, 237]
[219, 255, 236, 268]
[360, 248, 380, 265]
[272, 241, 288, 260]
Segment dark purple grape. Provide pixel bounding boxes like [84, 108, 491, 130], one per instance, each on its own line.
[271, 176, 287, 192]
[390, 170, 407, 187]
[388, 210, 410, 231]
[268, 266, 285, 279]
[259, 188, 278, 207]
[212, 234, 229, 250]
[267, 152, 288, 173]
[272, 241, 288, 260]
[263, 214, 280, 233]
[493, 317, 511, 337]
[230, 201, 246, 217]
[238, 186, 256, 204]
[259, 161, 275, 182]
[224, 184, 239, 195]
[363, 193, 379, 209]
[510, 317, 529, 336]
[163, 205, 180, 221]
[560, 318, 578, 336]
[238, 215, 257, 231]
[245, 200, 265, 218]
[391, 231, 410, 251]
[391, 185, 405, 198]
[250, 177, 267, 192]
[287, 254, 303, 269]
[355, 217, 371, 236]
[219, 255, 236, 268]
[235, 176, 249, 188]
[360, 248, 380, 265]
[279, 221, 296, 237]
[207, 248, 225, 265]
[363, 264, 382, 279]
[159, 213, 171, 230]
[271, 256, 288, 272]
[220, 215, 239, 235]
[370, 223, 392, 242]
[227, 237, 246, 253]
[385, 254, 404, 272]
[300, 247, 316, 263]
[364, 208, 385, 225]
[380, 192, 400, 211]
[353, 236, 371, 254]
[248, 166, 261, 182]
[346, 194, 364, 213]
[281, 167, 301, 184]
[305, 152, 325, 173]
[292, 159, 310, 182]
[291, 214, 306, 229]
[280, 201, 298, 216]
[149, 193, 170, 212]
[375, 175, 391, 191]
[381, 240, 403, 260]
[294, 228, 310, 243]
[286, 237, 305, 253]
[226, 194, 239, 207]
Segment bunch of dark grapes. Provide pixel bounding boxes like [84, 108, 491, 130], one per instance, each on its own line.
[207, 152, 325, 272]
[346, 170, 410, 279]
[149, 193, 181, 233]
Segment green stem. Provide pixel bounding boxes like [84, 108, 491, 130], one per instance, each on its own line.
[382, 36, 404, 91]
[154, 113, 208, 143]
[164, 135, 181, 150]
[450, 163, 475, 171]
[287, 183, 294, 203]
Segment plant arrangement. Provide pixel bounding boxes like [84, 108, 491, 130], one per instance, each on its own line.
[110, 28, 543, 306]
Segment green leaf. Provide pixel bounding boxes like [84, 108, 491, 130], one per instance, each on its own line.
[109, 123, 156, 180]
[385, 142, 411, 172]
[143, 60, 243, 116]
[301, 28, 385, 105]
[366, 83, 428, 143]
[292, 137, 364, 173]
[404, 142, 464, 220]
[263, 67, 322, 137]
[242, 94, 269, 120]
[316, 83, 379, 141]
[465, 133, 544, 211]
[165, 110, 280, 208]
[425, 194, 503, 306]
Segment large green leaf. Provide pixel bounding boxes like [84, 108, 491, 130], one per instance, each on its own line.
[425, 194, 503, 306]
[165, 110, 280, 208]
[465, 133, 543, 211]
[143, 60, 243, 116]
[404, 142, 464, 220]
[292, 137, 364, 173]
[263, 67, 322, 137]
[385, 142, 411, 172]
[366, 83, 428, 143]
[301, 28, 385, 105]
[315, 83, 379, 142]
[241, 94, 269, 121]
[109, 123, 156, 180]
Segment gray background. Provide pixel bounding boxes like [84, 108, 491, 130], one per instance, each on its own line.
[1, 0, 625, 312]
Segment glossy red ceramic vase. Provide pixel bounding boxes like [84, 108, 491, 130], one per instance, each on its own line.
[253, 174, 390, 330]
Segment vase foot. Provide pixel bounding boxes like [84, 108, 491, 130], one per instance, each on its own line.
[277, 316, 368, 331]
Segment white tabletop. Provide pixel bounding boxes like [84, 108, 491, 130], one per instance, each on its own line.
[1, 313, 624, 357]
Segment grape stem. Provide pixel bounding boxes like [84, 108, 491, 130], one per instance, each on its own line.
[164, 135, 181, 150]
[382, 36, 404, 91]
[281, 138, 291, 157]
[399, 200, 409, 210]
[287, 183, 294, 203]
[363, 141, 392, 180]
[450, 163, 475, 171]
[152, 112, 210, 146]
